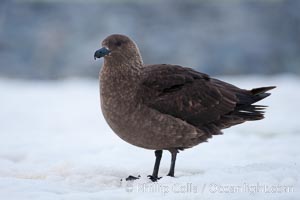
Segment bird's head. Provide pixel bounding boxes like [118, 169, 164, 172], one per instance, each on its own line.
[94, 34, 142, 65]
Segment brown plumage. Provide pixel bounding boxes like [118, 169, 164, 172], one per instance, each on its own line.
[94, 34, 275, 181]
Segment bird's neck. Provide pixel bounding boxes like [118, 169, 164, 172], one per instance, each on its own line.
[100, 57, 143, 100]
[99, 58, 143, 119]
[102, 56, 143, 81]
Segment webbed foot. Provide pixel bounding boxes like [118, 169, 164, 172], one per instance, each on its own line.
[125, 175, 140, 181]
[147, 175, 161, 182]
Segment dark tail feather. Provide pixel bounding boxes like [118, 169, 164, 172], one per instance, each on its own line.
[233, 105, 265, 120]
[250, 86, 276, 103]
[233, 86, 275, 121]
[251, 86, 276, 95]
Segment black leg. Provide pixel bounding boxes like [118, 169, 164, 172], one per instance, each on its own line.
[167, 149, 178, 177]
[148, 150, 163, 181]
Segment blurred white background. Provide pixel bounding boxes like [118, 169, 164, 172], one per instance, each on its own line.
[0, 0, 299, 199]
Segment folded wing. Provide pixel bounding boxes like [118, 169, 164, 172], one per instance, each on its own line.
[139, 64, 274, 135]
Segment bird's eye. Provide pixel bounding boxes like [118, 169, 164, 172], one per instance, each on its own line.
[116, 41, 122, 47]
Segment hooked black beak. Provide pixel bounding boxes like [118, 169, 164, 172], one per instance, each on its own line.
[94, 47, 111, 60]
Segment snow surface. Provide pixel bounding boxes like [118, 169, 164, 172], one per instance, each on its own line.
[0, 75, 299, 200]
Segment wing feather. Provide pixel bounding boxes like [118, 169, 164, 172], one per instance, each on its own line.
[139, 65, 239, 132]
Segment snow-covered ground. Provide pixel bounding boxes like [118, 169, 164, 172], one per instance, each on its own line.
[0, 75, 299, 200]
